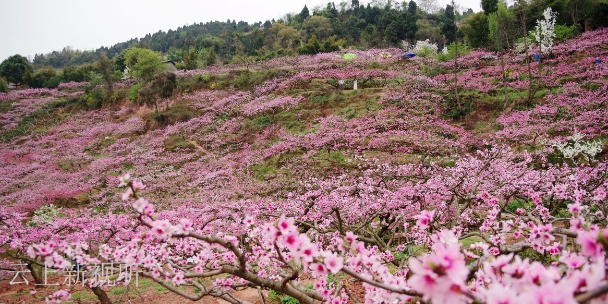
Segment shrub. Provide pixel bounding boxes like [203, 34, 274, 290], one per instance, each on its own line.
[137, 85, 156, 108]
[44, 76, 62, 89]
[153, 71, 177, 99]
[437, 42, 470, 62]
[85, 88, 104, 109]
[24, 67, 60, 88]
[136, 71, 177, 111]
[129, 84, 142, 102]
[0, 77, 7, 93]
[124, 48, 164, 81]
[235, 71, 252, 89]
[84, 72, 102, 93]
[554, 24, 575, 42]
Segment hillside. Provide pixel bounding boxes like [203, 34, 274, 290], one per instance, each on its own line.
[0, 27, 607, 303]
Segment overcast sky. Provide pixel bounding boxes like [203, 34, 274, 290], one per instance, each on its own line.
[0, 0, 480, 62]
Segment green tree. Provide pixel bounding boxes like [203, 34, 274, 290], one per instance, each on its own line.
[299, 5, 310, 20]
[385, 21, 402, 45]
[361, 24, 382, 47]
[0, 77, 8, 93]
[405, 1, 419, 42]
[320, 36, 346, 52]
[441, 4, 457, 44]
[488, 3, 518, 54]
[589, 2, 608, 29]
[481, 0, 498, 14]
[24, 67, 60, 88]
[96, 53, 114, 101]
[343, 16, 363, 43]
[461, 12, 490, 48]
[416, 19, 443, 43]
[124, 48, 164, 81]
[183, 46, 198, 70]
[0, 54, 32, 85]
[112, 51, 127, 73]
[298, 35, 321, 54]
[137, 71, 177, 112]
[408, 0, 417, 14]
[137, 85, 156, 110]
[567, 0, 596, 30]
[488, 2, 518, 107]
[205, 46, 218, 66]
[273, 23, 302, 50]
[154, 71, 177, 99]
[302, 16, 334, 40]
[166, 47, 183, 62]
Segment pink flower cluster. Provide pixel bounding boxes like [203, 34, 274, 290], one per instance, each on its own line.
[241, 95, 304, 116]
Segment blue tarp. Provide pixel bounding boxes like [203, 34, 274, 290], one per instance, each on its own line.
[400, 52, 416, 59]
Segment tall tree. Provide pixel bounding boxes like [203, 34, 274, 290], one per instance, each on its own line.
[441, 4, 457, 44]
[96, 53, 114, 102]
[0, 77, 7, 93]
[124, 48, 164, 81]
[488, 2, 518, 107]
[385, 21, 402, 44]
[205, 46, 218, 66]
[446, 1, 460, 109]
[183, 46, 198, 70]
[481, 0, 498, 14]
[461, 12, 490, 48]
[408, 0, 417, 14]
[405, 1, 419, 42]
[302, 16, 334, 40]
[299, 5, 310, 20]
[0, 54, 32, 85]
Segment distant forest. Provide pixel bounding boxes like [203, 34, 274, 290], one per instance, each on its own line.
[27, 0, 608, 69]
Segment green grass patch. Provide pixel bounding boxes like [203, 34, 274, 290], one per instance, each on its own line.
[110, 287, 127, 295]
[84, 137, 117, 156]
[459, 235, 484, 249]
[274, 111, 305, 133]
[164, 134, 195, 151]
[250, 155, 280, 180]
[269, 290, 300, 304]
[312, 150, 354, 168]
[70, 291, 98, 301]
[151, 103, 199, 126]
[505, 198, 532, 213]
[154, 285, 169, 293]
[0, 99, 12, 113]
[243, 115, 272, 132]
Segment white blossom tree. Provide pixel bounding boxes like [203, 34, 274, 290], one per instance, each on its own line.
[533, 7, 557, 54]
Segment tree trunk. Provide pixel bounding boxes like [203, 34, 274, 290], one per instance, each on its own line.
[519, 1, 534, 106]
[89, 286, 112, 304]
[27, 263, 44, 287]
[450, 0, 460, 109]
[501, 52, 509, 108]
[453, 42, 460, 109]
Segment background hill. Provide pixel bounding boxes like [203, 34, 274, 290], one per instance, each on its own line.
[26, 0, 608, 70]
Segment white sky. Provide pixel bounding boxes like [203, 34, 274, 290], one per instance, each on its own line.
[0, 0, 480, 62]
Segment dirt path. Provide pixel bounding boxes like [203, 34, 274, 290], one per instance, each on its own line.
[188, 140, 217, 157]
